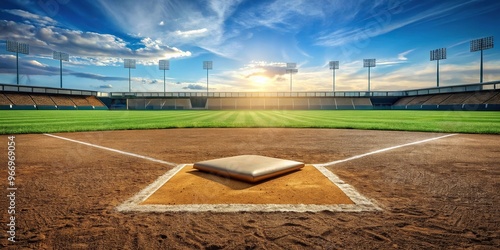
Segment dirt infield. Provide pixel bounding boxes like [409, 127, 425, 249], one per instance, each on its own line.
[0, 128, 499, 249]
[142, 165, 354, 206]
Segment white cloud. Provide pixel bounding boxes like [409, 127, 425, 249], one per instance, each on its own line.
[2, 9, 57, 26]
[236, 0, 326, 30]
[175, 28, 208, 38]
[159, 21, 165, 26]
[203, 58, 500, 92]
[314, 0, 489, 49]
[0, 15, 192, 66]
[397, 49, 415, 61]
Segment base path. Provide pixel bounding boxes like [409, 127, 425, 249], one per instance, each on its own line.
[0, 128, 498, 249]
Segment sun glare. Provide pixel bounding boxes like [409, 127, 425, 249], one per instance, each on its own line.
[250, 75, 269, 85]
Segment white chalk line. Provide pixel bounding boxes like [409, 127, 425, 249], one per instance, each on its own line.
[317, 134, 457, 168]
[116, 164, 382, 213]
[43, 133, 177, 167]
[117, 133, 456, 213]
[44, 132, 456, 212]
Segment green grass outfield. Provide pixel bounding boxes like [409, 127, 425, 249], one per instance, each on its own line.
[1, 110, 499, 134]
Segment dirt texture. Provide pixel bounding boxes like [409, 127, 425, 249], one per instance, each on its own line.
[143, 165, 353, 205]
[0, 128, 499, 249]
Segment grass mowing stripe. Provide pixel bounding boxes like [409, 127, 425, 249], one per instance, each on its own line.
[221, 111, 241, 125]
[1, 110, 500, 134]
[248, 111, 270, 127]
[233, 111, 251, 125]
[268, 111, 318, 127]
[243, 111, 259, 126]
[254, 111, 291, 127]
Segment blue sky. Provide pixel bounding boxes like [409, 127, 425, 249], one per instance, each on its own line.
[0, 0, 499, 92]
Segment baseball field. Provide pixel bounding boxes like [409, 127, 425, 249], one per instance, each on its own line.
[1, 110, 500, 134]
[0, 110, 499, 249]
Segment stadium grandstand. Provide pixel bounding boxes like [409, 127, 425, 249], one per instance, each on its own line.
[0, 83, 107, 110]
[1, 81, 499, 111]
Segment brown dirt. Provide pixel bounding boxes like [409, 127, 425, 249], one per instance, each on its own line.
[143, 165, 353, 205]
[0, 128, 499, 249]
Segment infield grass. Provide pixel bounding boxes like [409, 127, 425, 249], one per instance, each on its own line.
[1, 110, 499, 134]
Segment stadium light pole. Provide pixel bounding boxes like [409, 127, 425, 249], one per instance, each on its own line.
[124, 59, 136, 92]
[203, 61, 212, 95]
[286, 63, 298, 92]
[470, 36, 494, 83]
[53, 51, 69, 88]
[363, 59, 376, 92]
[159, 60, 170, 93]
[6, 40, 30, 85]
[329, 61, 339, 92]
[430, 48, 446, 88]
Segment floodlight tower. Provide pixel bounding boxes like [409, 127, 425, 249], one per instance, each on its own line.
[6, 40, 30, 85]
[470, 36, 494, 83]
[286, 63, 298, 92]
[53, 51, 69, 88]
[124, 59, 136, 92]
[430, 48, 446, 87]
[203, 61, 212, 94]
[159, 60, 170, 93]
[363, 59, 376, 91]
[329, 61, 339, 92]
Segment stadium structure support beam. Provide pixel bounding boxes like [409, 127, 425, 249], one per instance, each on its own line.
[6, 41, 29, 85]
[53, 51, 69, 88]
[203, 61, 213, 95]
[329, 61, 339, 92]
[470, 36, 494, 83]
[430, 48, 446, 87]
[124, 59, 136, 92]
[363, 59, 376, 92]
[286, 63, 298, 92]
[159, 60, 170, 93]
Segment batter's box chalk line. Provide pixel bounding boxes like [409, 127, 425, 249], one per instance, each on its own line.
[43, 133, 456, 213]
[115, 164, 382, 213]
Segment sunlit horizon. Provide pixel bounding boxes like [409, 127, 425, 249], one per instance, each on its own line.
[1, 0, 500, 92]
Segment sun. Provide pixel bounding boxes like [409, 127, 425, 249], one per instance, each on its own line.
[250, 75, 269, 85]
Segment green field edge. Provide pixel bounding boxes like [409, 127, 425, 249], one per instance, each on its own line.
[1, 110, 499, 135]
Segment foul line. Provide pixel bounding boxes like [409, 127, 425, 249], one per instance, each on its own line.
[44, 133, 177, 167]
[317, 133, 456, 167]
[116, 164, 382, 213]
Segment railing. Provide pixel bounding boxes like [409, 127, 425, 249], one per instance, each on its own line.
[3, 81, 499, 98]
[0, 83, 98, 96]
[107, 91, 407, 98]
[404, 80, 500, 96]
[107, 81, 500, 98]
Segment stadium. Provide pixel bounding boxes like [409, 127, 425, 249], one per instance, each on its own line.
[1, 1, 500, 249]
[1, 80, 500, 111]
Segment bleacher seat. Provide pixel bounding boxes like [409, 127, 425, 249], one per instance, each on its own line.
[0, 94, 13, 105]
[278, 98, 293, 110]
[335, 98, 354, 109]
[206, 98, 221, 109]
[320, 98, 335, 110]
[393, 96, 415, 106]
[309, 98, 321, 109]
[4, 93, 35, 105]
[221, 98, 236, 109]
[292, 98, 309, 110]
[441, 93, 474, 105]
[264, 98, 279, 109]
[423, 94, 451, 106]
[236, 98, 252, 109]
[251, 98, 266, 109]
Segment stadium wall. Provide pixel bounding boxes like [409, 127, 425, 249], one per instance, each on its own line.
[107, 90, 500, 111]
[0, 92, 108, 110]
[392, 90, 500, 111]
[1, 81, 499, 111]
